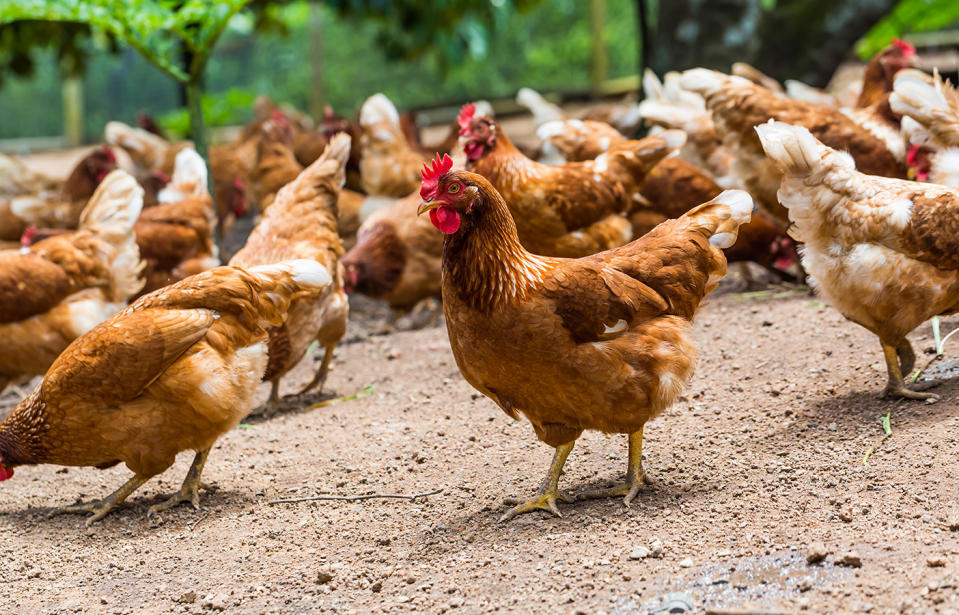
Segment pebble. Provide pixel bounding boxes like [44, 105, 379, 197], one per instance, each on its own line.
[317, 571, 334, 584]
[370, 581, 383, 593]
[927, 557, 946, 568]
[806, 542, 830, 564]
[176, 591, 197, 604]
[650, 539, 663, 558]
[679, 558, 693, 568]
[837, 551, 862, 568]
[629, 546, 650, 560]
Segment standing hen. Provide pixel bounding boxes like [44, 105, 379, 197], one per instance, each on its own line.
[0, 260, 330, 524]
[756, 121, 959, 400]
[459, 103, 685, 257]
[417, 154, 752, 520]
[230, 134, 351, 412]
[0, 170, 144, 393]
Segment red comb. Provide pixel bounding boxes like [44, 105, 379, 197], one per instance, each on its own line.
[458, 103, 476, 136]
[420, 153, 453, 200]
[100, 145, 116, 163]
[892, 38, 916, 57]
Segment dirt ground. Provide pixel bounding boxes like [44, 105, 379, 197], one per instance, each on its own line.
[2, 283, 959, 615]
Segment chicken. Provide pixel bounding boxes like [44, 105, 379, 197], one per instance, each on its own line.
[0, 153, 59, 197]
[0, 259, 331, 524]
[341, 190, 444, 310]
[459, 102, 685, 257]
[632, 157, 797, 281]
[106, 122, 249, 230]
[358, 93, 429, 197]
[536, 119, 627, 163]
[136, 111, 168, 139]
[292, 129, 330, 167]
[230, 135, 351, 412]
[841, 40, 917, 163]
[1, 147, 118, 240]
[249, 127, 304, 212]
[732, 62, 785, 94]
[890, 69, 959, 185]
[681, 68, 909, 226]
[756, 120, 959, 400]
[134, 148, 219, 295]
[416, 153, 753, 520]
[638, 70, 736, 186]
[517, 87, 642, 136]
[0, 170, 144, 393]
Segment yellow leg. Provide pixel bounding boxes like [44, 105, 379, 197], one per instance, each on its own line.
[56, 474, 149, 526]
[500, 442, 575, 522]
[297, 344, 336, 396]
[578, 428, 652, 507]
[148, 448, 212, 517]
[881, 341, 939, 401]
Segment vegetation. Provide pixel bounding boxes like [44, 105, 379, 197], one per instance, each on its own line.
[0, 0, 638, 141]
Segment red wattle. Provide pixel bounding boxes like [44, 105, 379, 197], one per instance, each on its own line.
[464, 141, 484, 161]
[430, 206, 461, 234]
[0, 466, 14, 481]
[774, 256, 794, 270]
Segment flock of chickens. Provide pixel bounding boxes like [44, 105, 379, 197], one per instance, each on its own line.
[0, 37, 958, 524]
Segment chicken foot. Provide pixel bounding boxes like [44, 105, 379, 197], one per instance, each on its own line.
[297, 343, 336, 397]
[148, 448, 212, 516]
[499, 442, 575, 522]
[256, 380, 299, 415]
[882, 341, 940, 401]
[578, 428, 652, 506]
[55, 474, 149, 525]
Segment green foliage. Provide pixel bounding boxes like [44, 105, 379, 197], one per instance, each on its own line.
[0, 0, 253, 82]
[157, 87, 257, 139]
[857, 0, 959, 59]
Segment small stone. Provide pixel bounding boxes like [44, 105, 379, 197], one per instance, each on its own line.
[650, 539, 663, 558]
[837, 551, 862, 567]
[99, 597, 108, 605]
[838, 509, 853, 522]
[629, 546, 650, 560]
[798, 579, 812, 592]
[806, 542, 829, 564]
[679, 557, 693, 568]
[370, 581, 383, 593]
[316, 571, 334, 584]
[176, 591, 197, 604]
[927, 557, 946, 567]
[405, 576, 417, 584]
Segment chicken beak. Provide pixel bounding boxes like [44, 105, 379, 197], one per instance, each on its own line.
[417, 200, 441, 216]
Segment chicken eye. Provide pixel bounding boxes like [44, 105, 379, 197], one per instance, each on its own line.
[448, 184, 460, 193]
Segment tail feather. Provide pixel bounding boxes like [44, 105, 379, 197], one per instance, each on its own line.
[78, 170, 145, 300]
[516, 87, 565, 126]
[680, 68, 729, 98]
[247, 259, 332, 327]
[360, 93, 400, 128]
[104, 121, 171, 171]
[271, 132, 351, 211]
[754, 120, 840, 176]
[681, 189, 753, 248]
[890, 69, 959, 147]
[157, 147, 208, 203]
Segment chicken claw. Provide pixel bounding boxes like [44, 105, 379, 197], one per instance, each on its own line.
[578, 429, 652, 507]
[55, 474, 149, 526]
[148, 448, 211, 517]
[296, 343, 336, 397]
[499, 442, 574, 523]
[882, 342, 941, 401]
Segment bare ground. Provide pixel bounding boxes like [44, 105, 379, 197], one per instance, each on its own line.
[2, 284, 959, 615]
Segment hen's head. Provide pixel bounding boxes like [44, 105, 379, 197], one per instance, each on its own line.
[231, 176, 248, 217]
[84, 146, 119, 183]
[458, 103, 497, 161]
[907, 143, 933, 181]
[878, 39, 918, 84]
[418, 153, 501, 237]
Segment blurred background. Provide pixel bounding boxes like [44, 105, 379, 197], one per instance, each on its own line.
[1, 0, 958, 148]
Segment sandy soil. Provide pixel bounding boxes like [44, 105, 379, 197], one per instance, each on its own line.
[2, 285, 959, 615]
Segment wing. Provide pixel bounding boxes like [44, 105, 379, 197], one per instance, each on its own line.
[897, 193, 959, 269]
[40, 307, 215, 406]
[541, 260, 669, 344]
[0, 251, 73, 323]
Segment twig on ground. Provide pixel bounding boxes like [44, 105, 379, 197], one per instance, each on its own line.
[862, 410, 895, 466]
[267, 487, 444, 505]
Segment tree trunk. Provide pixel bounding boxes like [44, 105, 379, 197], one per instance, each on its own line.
[62, 75, 84, 146]
[589, 0, 608, 98]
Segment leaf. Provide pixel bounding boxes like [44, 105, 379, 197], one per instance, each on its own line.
[855, 0, 959, 60]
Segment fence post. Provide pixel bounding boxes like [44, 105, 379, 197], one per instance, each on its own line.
[62, 75, 84, 146]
